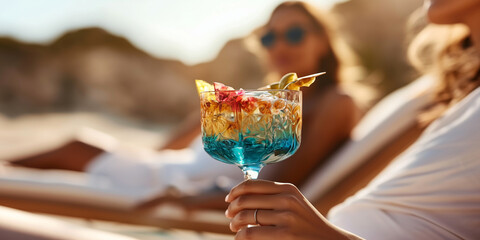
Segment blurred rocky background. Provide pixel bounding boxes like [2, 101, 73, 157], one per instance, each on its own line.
[0, 0, 422, 126]
[0, 28, 266, 123]
[332, 0, 423, 96]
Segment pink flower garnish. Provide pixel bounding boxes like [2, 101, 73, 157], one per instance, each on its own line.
[214, 82, 235, 102]
[213, 82, 234, 91]
[214, 83, 245, 111]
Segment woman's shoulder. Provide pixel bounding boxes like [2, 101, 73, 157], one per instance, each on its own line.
[310, 86, 361, 123]
[316, 86, 360, 117]
[317, 86, 356, 106]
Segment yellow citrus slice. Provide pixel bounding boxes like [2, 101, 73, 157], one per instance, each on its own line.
[278, 72, 298, 89]
[257, 72, 326, 90]
[284, 72, 325, 90]
[285, 76, 316, 90]
[195, 79, 214, 96]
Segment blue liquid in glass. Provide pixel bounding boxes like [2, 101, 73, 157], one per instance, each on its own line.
[202, 135, 299, 169]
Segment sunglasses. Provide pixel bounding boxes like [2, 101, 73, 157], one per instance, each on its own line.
[260, 26, 307, 48]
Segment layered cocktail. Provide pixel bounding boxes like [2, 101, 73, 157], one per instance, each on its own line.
[197, 72, 323, 180]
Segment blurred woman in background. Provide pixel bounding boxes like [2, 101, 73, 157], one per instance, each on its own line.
[247, 1, 361, 185]
[225, 0, 480, 239]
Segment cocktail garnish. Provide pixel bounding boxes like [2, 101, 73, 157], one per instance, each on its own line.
[259, 72, 325, 90]
[285, 76, 316, 90]
[278, 72, 298, 89]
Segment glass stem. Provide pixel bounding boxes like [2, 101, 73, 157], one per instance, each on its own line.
[242, 166, 262, 180]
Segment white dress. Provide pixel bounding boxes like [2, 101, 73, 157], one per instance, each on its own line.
[86, 136, 243, 198]
[301, 75, 435, 200]
[328, 87, 480, 239]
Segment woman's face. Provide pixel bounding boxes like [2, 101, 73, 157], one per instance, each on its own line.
[426, 0, 480, 24]
[262, 7, 327, 76]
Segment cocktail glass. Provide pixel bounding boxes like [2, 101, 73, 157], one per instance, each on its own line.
[200, 89, 301, 180]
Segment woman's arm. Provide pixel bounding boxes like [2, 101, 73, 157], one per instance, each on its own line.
[260, 88, 361, 186]
[8, 140, 104, 171]
[226, 180, 364, 240]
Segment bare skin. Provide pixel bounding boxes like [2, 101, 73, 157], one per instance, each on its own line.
[226, 180, 362, 240]
[8, 140, 103, 172]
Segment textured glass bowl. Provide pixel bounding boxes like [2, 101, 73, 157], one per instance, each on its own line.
[200, 89, 302, 179]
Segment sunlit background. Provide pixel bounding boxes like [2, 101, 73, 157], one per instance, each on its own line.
[0, 0, 345, 65]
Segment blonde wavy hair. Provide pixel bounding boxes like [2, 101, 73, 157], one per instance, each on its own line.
[408, 9, 480, 124]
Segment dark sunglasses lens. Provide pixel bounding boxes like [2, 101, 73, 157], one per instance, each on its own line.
[261, 32, 275, 48]
[286, 27, 305, 45]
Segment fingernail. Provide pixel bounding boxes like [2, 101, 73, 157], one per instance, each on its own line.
[225, 209, 230, 218]
[225, 194, 230, 202]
